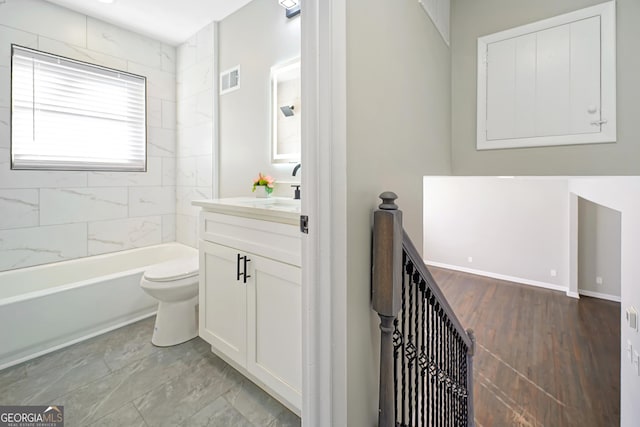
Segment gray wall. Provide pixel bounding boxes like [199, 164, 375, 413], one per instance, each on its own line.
[345, 0, 452, 424]
[217, 0, 300, 198]
[451, 0, 640, 175]
[578, 197, 621, 298]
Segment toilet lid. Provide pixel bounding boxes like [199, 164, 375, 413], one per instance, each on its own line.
[144, 256, 199, 282]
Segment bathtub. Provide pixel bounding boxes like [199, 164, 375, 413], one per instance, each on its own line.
[0, 242, 197, 370]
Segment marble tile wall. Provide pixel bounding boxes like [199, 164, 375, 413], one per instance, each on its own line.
[176, 23, 215, 248]
[0, 0, 177, 271]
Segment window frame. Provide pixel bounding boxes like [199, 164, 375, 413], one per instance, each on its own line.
[10, 45, 148, 172]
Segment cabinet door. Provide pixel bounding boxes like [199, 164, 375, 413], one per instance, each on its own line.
[199, 240, 247, 365]
[246, 255, 302, 409]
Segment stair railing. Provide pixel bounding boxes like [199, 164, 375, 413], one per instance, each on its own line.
[372, 192, 475, 427]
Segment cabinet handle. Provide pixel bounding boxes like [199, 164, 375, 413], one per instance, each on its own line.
[236, 253, 242, 281]
[243, 256, 251, 284]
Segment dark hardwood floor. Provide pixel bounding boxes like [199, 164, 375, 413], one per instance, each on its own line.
[430, 267, 620, 427]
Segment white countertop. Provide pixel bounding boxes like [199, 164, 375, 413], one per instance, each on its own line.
[192, 197, 301, 225]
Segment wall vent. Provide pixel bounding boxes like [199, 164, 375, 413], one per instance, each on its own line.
[220, 66, 240, 95]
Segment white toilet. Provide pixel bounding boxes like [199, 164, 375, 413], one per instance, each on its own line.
[140, 256, 199, 347]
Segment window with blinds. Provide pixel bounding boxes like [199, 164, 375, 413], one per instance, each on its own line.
[11, 45, 147, 171]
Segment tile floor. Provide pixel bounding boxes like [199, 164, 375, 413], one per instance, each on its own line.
[0, 317, 301, 427]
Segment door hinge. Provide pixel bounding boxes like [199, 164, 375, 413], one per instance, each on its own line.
[300, 215, 309, 234]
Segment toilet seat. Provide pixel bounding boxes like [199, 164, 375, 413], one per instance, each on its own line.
[144, 256, 199, 282]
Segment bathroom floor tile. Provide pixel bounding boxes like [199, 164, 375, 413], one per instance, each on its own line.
[0, 317, 300, 427]
[88, 403, 147, 427]
[224, 377, 289, 426]
[133, 353, 242, 427]
[182, 396, 253, 427]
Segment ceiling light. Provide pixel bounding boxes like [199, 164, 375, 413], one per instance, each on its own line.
[279, 0, 298, 9]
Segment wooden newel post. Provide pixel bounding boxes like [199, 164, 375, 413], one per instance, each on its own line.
[372, 191, 403, 427]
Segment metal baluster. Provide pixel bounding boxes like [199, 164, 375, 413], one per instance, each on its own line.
[401, 264, 407, 425]
[420, 282, 425, 426]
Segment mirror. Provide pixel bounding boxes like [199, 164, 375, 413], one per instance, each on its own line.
[271, 58, 301, 163]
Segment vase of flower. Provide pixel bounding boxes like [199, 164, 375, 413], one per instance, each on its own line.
[252, 173, 275, 198]
[254, 185, 271, 198]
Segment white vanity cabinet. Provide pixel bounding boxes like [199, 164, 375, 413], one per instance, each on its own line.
[196, 207, 302, 414]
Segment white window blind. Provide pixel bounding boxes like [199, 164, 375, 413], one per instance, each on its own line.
[11, 45, 147, 171]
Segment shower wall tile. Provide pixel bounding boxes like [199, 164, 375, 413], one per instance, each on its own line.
[0, 223, 87, 271]
[178, 124, 213, 157]
[161, 44, 176, 73]
[0, 189, 39, 229]
[177, 35, 197, 72]
[0, 2, 178, 272]
[162, 215, 176, 243]
[0, 149, 89, 189]
[162, 100, 177, 130]
[37, 37, 128, 71]
[0, 107, 8, 148]
[40, 188, 128, 225]
[177, 157, 197, 187]
[0, 66, 9, 108]
[196, 23, 215, 62]
[128, 61, 176, 102]
[147, 97, 162, 128]
[177, 187, 212, 217]
[162, 158, 176, 187]
[177, 60, 213, 99]
[88, 216, 162, 255]
[129, 187, 176, 217]
[148, 127, 177, 157]
[195, 90, 215, 125]
[196, 157, 213, 188]
[0, 1, 86, 47]
[87, 18, 162, 68]
[176, 23, 216, 249]
[176, 214, 198, 249]
[177, 96, 197, 128]
[87, 158, 162, 187]
[0, 26, 38, 66]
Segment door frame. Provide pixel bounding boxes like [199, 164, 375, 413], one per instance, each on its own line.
[300, 0, 348, 425]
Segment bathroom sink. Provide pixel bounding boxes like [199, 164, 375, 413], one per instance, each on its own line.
[192, 197, 301, 225]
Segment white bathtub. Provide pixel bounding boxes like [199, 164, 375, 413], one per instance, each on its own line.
[0, 243, 197, 370]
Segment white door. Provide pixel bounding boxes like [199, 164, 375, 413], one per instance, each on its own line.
[246, 254, 302, 409]
[199, 240, 247, 365]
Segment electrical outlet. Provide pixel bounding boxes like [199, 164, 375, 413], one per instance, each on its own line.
[627, 340, 633, 362]
[550, 269, 557, 277]
[627, 307, 638, 331]
[467, 256, 473, 263]
[596, 276, 603, 285]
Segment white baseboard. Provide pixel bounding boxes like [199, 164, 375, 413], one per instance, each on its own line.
[566, 291, 580, 299]
[578, 289, 621, 302]
[425, 260, 569, 293]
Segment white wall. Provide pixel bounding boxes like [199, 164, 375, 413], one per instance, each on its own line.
[578, 197, 621, 299]
[423, 177, 570, 290]
[217, 0, 300, 198]
[175, 24, 215, 248]
[567, 177, 640, 427]
[0, 0, 176, 271]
